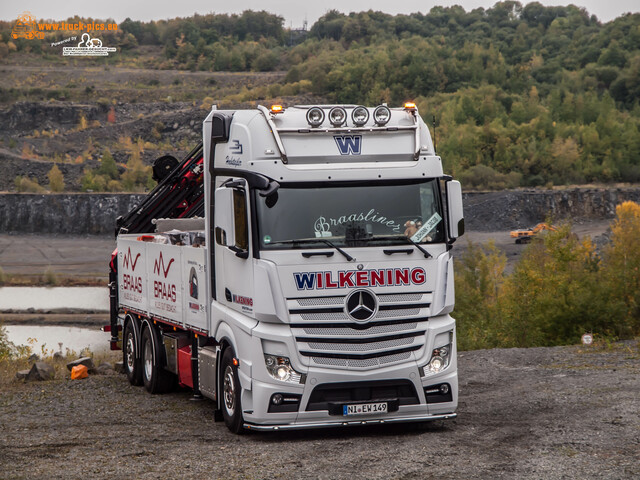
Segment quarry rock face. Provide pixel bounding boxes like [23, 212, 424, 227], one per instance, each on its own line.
[462, 188, 640, 231]
[0, 193, 145, 234]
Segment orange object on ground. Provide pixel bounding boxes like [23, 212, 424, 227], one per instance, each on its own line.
[71, 365, 89, 380]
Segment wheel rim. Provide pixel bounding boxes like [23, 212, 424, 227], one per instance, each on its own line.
[143, 337, 153, 380]
[223, 366, 236, 415]
[126, 332, 135, 372]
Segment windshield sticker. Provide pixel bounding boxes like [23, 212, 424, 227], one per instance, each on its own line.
[263, 235, 272, 244]
[314, 210, 402, 237]
[411, 213, 442, 243]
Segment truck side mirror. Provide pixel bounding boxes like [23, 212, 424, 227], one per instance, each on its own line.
[446, 180, 464, 239]
[214, 186, 249, 259]
[214, 187, 235, 247]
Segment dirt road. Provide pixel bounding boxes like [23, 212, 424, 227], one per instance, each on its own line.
[1, 342, 637, 479]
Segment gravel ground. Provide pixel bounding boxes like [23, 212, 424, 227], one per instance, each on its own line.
[1, 342, 638, 480]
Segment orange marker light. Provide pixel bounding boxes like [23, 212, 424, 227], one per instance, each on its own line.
[270, 105, 284, 114]
[404, 102, 417, 110]
[233, 358, 240, 367]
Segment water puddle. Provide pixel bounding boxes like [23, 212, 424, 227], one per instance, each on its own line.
[4, 325, 111, 355]
[0, 287, 109, 311]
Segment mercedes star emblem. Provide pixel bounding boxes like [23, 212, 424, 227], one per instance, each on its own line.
[345, 289, 378, 322]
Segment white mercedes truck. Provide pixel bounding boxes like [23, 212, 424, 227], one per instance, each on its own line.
[109, 103, 465, 433]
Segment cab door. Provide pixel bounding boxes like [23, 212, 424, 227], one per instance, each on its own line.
[214, 179, 255, 317]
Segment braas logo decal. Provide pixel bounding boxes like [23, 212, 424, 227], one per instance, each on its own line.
[153, 252, 175, 278]
[122, 248, 141, 271]
[293, 267, 426, 290]
[334, 135, 362, 155]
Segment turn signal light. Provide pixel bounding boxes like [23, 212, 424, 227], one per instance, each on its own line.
[270, 105, 284, 114]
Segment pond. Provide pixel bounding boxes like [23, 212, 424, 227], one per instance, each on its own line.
[0, 287, 109, 311]
[4, 325, 111, 355]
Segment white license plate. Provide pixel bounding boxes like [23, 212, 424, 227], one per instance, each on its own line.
[343, 402, 388, 416]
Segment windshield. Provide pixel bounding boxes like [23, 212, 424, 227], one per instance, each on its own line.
[256, 180, 445, 250]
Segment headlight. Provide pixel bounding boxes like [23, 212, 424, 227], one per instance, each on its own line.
[264, 355, 305, 384]
[328, 107, 347, 127]
[306, 107, 324, 127]
[351, 106, 369, 126]
[421, 342, 452, 376]
[373, 105, 391, 126]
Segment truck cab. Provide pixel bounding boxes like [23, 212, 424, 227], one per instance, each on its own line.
[115, 103, 464, 432]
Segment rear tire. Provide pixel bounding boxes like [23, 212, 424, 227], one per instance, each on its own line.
[123, 320, 142, 386]
[221, 348, 244, 434]
[141, 324, 176, 394]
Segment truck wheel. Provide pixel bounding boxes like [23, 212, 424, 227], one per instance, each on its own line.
[221, 348, 244, 434]
[141, 325, 176, 394]
[123, 320, 142, 386]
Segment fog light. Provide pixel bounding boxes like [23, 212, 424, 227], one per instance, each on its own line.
[329, 107, 347, 127]
[351, 106, 369, 126]
[373, 105, 391, 126]
[440, 384, 449, 395]
[306, 107, 324, 127]
[272, 393, 283, 405]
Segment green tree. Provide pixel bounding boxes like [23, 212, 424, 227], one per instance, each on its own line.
[47, 164, 65, 192]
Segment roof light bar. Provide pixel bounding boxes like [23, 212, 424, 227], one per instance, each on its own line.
[306, 107, 325, 127]
[351, 106, 369, 126]
[270, 105, 284, 114]
[373, 105, 391, 126]
[404, 102, 417, 111]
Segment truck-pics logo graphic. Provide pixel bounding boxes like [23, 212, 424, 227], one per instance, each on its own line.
[122, 248, 141, 271]
[12, 12, 44, 40]
[63, 33, 116, 56]
[153, 252, 175, 278]
[334, 135, 362, 155]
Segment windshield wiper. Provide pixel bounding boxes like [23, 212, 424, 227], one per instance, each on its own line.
[359, 235, 432, 258]
[268, 238, 355, 262]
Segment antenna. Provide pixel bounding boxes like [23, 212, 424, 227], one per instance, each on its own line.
[433, 115, 437, 153]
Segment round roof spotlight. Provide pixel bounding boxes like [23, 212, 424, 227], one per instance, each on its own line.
[373, 105, 391, 126]
[306, 107, 325, 127]
[328, 107, 347, 127]
[351, 106, 370, 126]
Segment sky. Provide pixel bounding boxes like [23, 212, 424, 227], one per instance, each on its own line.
[1, 0, 638, 28]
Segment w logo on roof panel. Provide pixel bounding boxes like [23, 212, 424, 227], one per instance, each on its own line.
[334, 135, 362, 155]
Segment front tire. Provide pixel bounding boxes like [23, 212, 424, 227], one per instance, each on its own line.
[221, 348, 244, 434]
[123, 320, 142, 386]
[141, 324, 176, 394]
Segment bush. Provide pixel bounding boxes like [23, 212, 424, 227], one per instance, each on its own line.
[47, 164, 65, 192]
[14, 176, 45, 193]
[43, 266, 58, 286]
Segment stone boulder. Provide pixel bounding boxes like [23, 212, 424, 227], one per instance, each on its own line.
[17, 362, 55, 382]
[66, 357, 96, 373]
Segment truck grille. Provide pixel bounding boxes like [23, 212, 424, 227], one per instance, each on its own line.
[288, 292, 431, 370]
